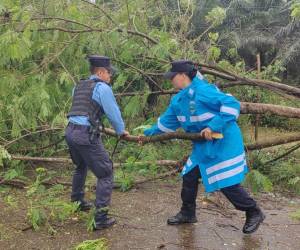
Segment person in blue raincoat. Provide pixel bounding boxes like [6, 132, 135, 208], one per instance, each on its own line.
[144, 60, 265, 234]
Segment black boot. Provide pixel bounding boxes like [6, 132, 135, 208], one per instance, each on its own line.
[93, 208, 116, 230]
[167, 211, 197, 225]
[243, 206, 265, 234]
[73, 200, 93, 212]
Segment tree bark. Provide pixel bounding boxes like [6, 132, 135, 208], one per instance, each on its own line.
[9, 133, 300, 165]
[246, 133, 300, 150]
[240, 102, 300, 118]
[10, 155, 178, 167]
[197, 62, 300, 98]
[0, 169, 178, 190]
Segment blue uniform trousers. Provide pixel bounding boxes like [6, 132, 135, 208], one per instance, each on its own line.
[65, 123, 113, 208]
[181, 166, 256, 216]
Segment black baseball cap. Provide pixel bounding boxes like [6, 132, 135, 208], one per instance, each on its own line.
[164, 60, 195, 79]
[88, 55, 117, 73]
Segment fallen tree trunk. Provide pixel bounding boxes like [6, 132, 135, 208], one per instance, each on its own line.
[11, 155, 72, 164]
[9, 133, 300, 165]
[114, 59, 300, 98]
[240, 102, 300, 118]
[246, 134, 300, 150]
[10, 156, 178, 167]
[0, 178, 27, 189]
[197, 63, 300, 98]
[114, 86, 295, 97]
[119, 93, 300, 119]
[0, 169, 178, 190]
[2, 102, 300, 149]
[102, 127, 206, 143]
[102, 128, 300, 147]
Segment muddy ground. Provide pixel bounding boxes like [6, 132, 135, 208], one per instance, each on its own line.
[0, 179, 300, 250]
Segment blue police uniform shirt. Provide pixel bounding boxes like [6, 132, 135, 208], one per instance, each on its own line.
[144, 74, 247, 193]
[68, 75, 125, 135]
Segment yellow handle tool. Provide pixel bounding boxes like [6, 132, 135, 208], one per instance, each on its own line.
[212, 132, 224, 139]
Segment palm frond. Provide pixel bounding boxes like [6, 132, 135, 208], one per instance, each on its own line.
[239, 35, 277, 52]
[281, 40, 300, 66]
[275, 20, 300, 39]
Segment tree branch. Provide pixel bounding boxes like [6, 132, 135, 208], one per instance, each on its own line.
[263, 143, 300, 165]
[196, 62, 300, 98]
[112, 59, 164, 91]
[32, 16, 93, 29]
[10, 156, 178, 168]
[4, 127, 63, 148]
[0, 169, 178, 190]
[246, 134, 300, 150]
[79, 0, 118, 26]
[36, 26, 159, 44]
[143, 58, 300, 98]
[3, 100, 300, 149]
[9, 133, 300, 166]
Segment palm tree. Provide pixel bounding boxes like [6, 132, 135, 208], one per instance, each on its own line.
[189, 0, 300, 85]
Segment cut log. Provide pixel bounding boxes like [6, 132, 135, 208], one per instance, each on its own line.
[240, 102, 300, 118]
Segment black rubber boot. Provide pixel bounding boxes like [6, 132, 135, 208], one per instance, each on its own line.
[93, 209, 116, 230]
[243, 206, 265, 234]
[167, 211, 197, 225]
[73, 200, 93, 212]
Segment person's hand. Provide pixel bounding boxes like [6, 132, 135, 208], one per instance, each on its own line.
[200, 127, 213, 141]
[137, 135, 145, 146]
[120, 130, 129, 137]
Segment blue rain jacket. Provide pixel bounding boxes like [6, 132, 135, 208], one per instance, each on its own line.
[144, 75, 248, 192]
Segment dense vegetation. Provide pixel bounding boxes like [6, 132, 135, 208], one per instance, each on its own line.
[0, 0, 300, 238]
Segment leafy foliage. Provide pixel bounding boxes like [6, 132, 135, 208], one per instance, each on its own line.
[0, 146, 11, 167]
[269, 160, 300, 194]
[0, 0, 298, 209]
[244, 169, 273, 193]
[74, 238, 108, 250]
[26, 168, 79, 231]
[289, 209, 300, 220]
[84, 207, 97, 232]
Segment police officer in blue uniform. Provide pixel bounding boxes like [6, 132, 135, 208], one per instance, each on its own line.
[65, 55, 128, 230]
[144, 60, 265, 234]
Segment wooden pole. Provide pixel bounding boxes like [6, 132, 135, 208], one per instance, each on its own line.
[255, 53, 261, 142]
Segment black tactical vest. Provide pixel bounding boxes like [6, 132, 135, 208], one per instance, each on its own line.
[67, 79, 104, 127]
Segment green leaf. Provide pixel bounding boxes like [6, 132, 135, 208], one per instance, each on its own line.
[205, 6, 226, 27]
[27, 206, 46, 231]
[208, 32, 219, 43]
[0, 31, 32, 65]
[113, 73, 127, 90]
[208, 46, 221, 61]
[0, 146, 11, 167]
[74, 238, 108, 250]
[291, 2, 300, 20]
[290, 209, 300, 220]
[244, 170, 273, 193]
[132, 124, 151, 131]
[123, 96, 143, 118]
[4, 169, 18, 180]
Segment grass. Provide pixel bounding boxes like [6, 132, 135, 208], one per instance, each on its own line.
[74, 238, 108, 250]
